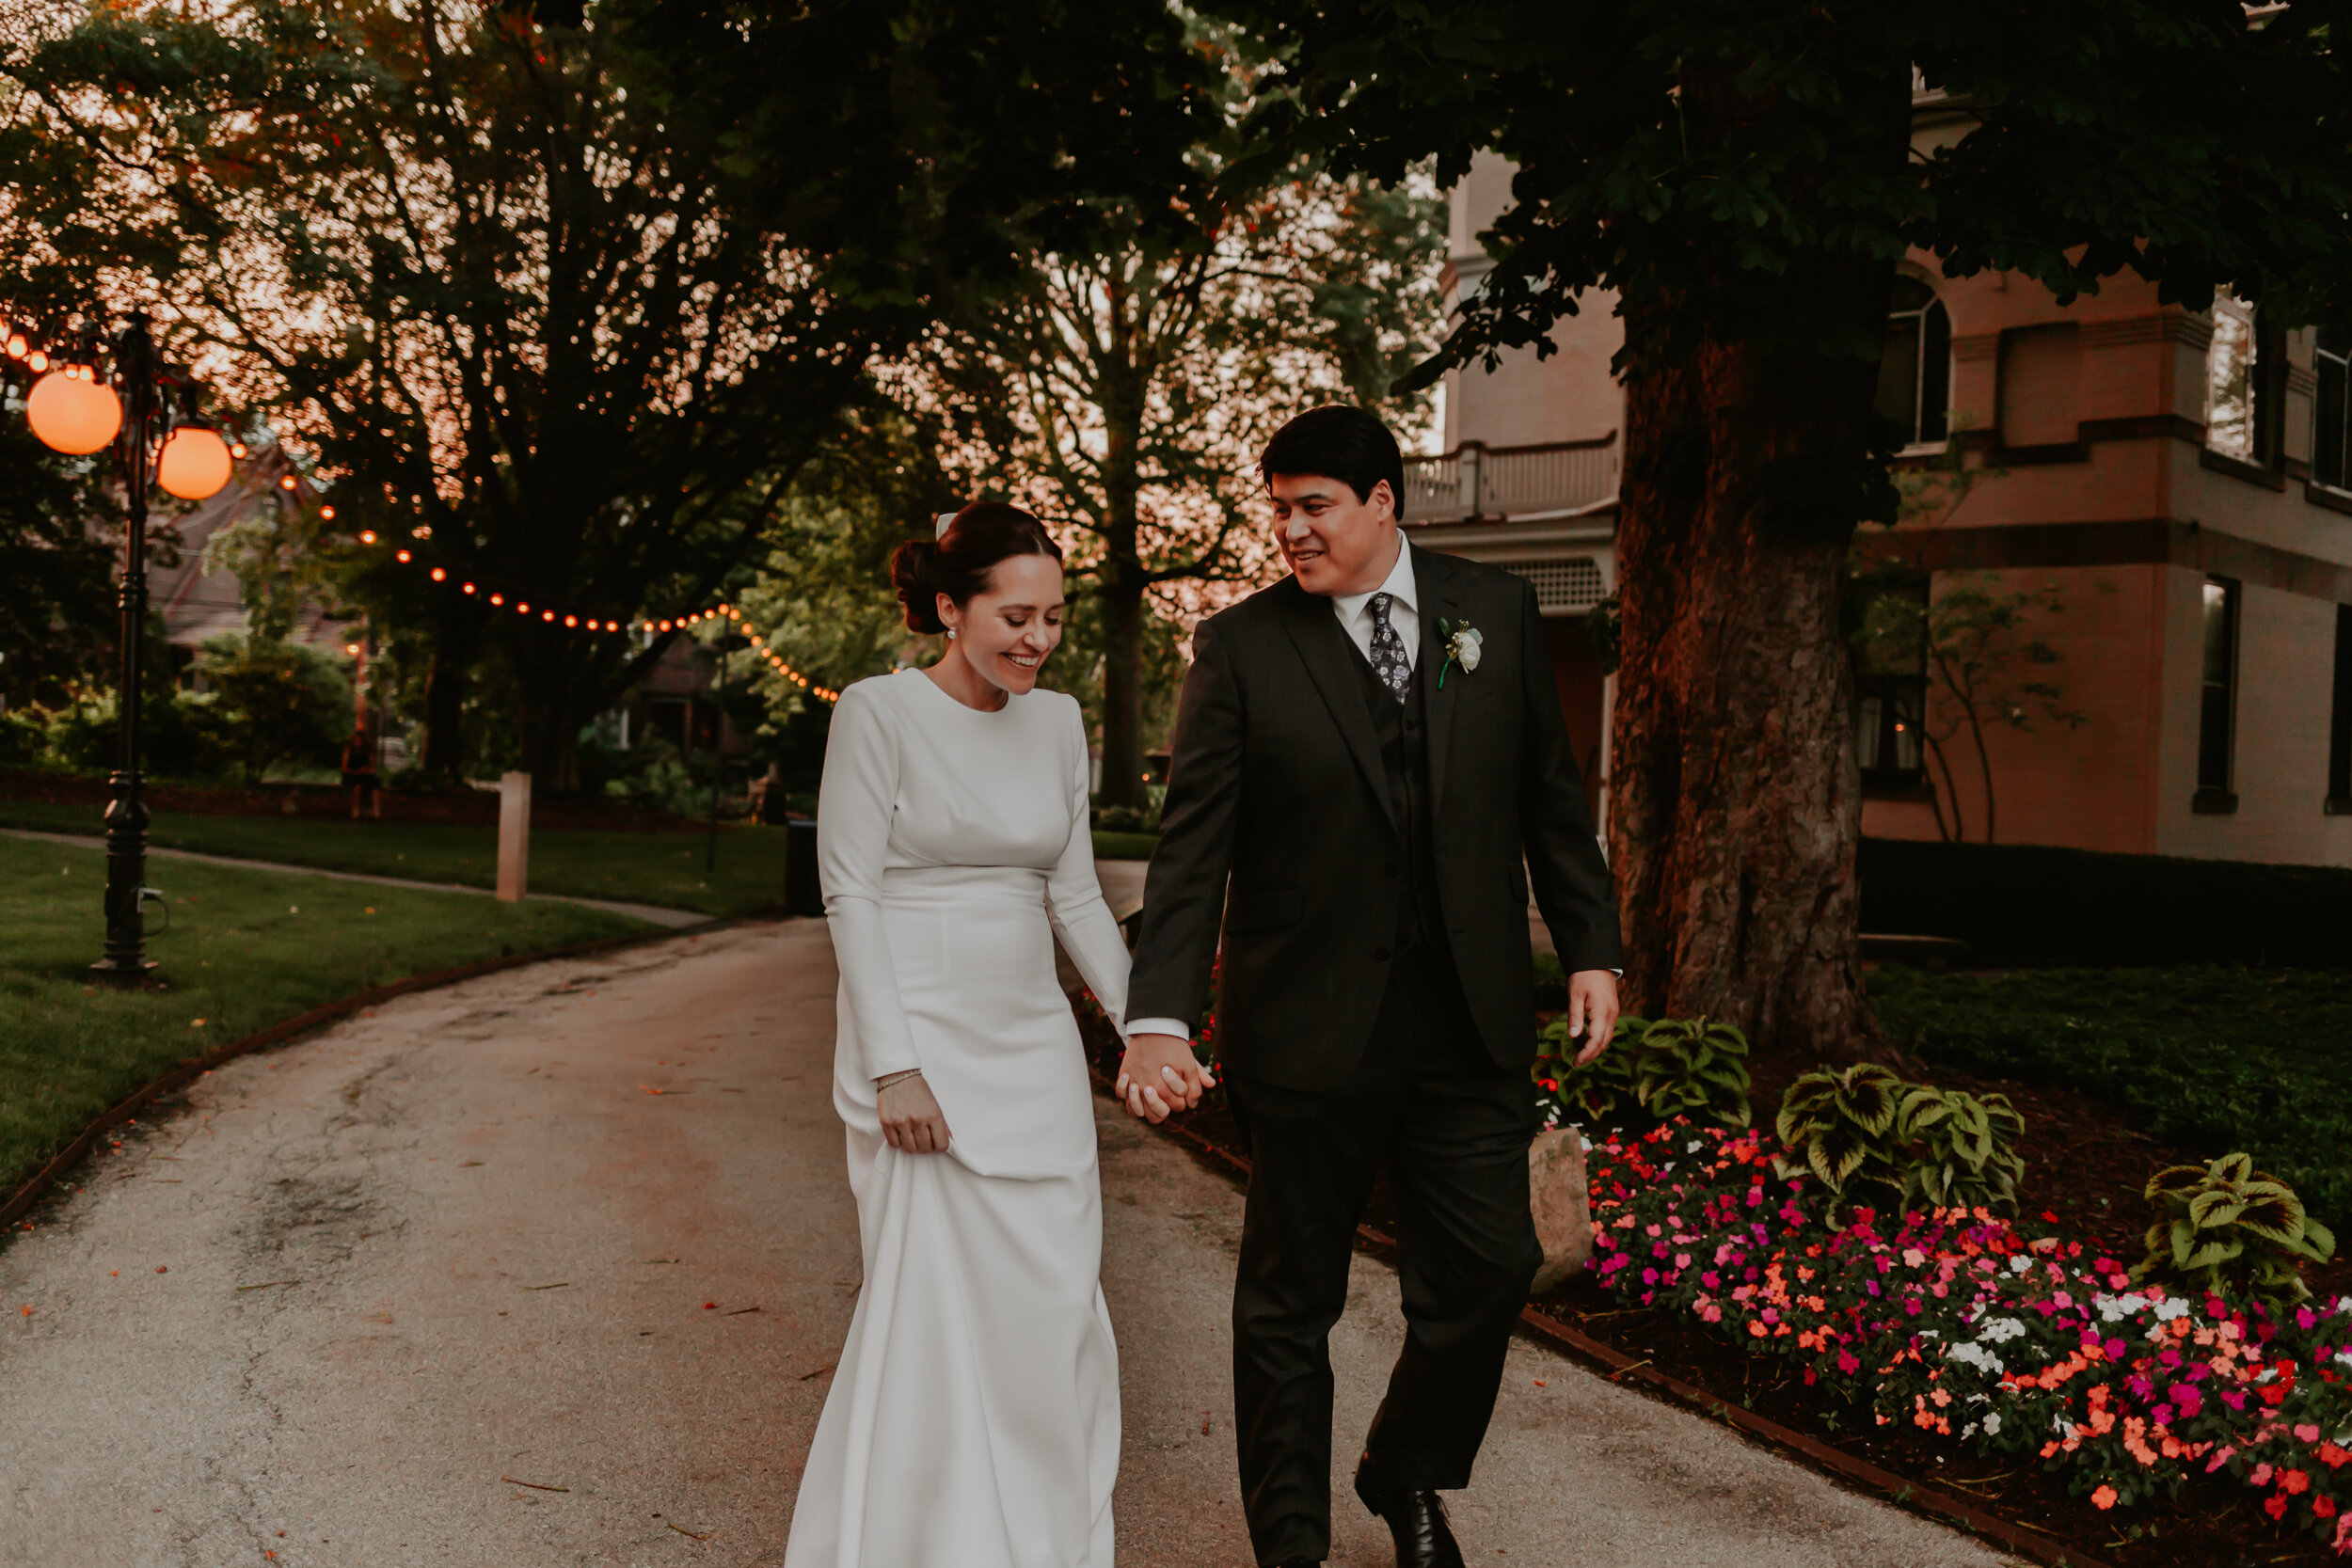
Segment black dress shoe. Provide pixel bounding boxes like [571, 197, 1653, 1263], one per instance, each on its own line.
[1353, 1453, 1466, 1568]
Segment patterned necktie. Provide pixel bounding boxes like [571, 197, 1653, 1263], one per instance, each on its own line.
[1367, 592, 1411, 704]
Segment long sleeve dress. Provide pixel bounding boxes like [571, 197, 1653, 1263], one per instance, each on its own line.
[785, 667, 1133, 1568]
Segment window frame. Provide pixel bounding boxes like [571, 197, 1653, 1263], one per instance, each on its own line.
[2315, 328, 2350, 494]
[1879, 278, 1953, 452]
[2193, 576, 2242, 813]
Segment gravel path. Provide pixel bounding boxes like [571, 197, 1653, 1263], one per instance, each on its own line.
[0, 919, 2012, 1566]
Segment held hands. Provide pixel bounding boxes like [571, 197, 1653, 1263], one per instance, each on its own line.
[1115, 1033, 1216, 1124]
[876, 1070, 952, 1153]
[1565, 969, 1622, 1066]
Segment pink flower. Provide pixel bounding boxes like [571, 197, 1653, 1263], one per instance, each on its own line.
[2091, 1485, 2117, 1510]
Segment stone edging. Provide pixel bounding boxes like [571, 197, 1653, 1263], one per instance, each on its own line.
[0, 913, 749, 1241]
[1104, 1077, 2113, 1568]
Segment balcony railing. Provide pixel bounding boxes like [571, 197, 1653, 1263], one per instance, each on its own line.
[1403, 434, 1619, 525]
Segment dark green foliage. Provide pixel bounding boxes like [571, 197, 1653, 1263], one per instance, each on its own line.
[2135, 1153, 2336, 1311]
[1870, 966, 2352, 1230]
[1775, 1063, 1909, 1199]
[192, 635, 351, 783]
[1534, 1014, 1752, 1132]
[1860, 838, 2352, 969]
[1775, 1064, 2027, 1214]
[1896, 1085, 2026, 1214]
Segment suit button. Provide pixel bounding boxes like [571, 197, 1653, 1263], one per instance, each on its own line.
[1374, 946, 1391, 962]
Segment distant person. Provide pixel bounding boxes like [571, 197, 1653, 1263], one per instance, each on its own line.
[785, 502, 1153, 1567]
[341, 724, 381, 821]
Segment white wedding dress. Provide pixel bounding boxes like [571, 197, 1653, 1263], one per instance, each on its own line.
[786, 667, 1133, 1568]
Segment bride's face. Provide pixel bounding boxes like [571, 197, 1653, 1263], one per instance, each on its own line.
[939, 552, 1066, 697]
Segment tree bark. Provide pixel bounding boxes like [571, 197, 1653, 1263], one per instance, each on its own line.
[1609, 309, 1895, 1064]
[421, 645, 469, 777]
[1098, 565, 1148, 810]
[1093, 281, 1152, 813]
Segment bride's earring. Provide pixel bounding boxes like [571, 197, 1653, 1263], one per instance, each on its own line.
[946, 626, 958, 640]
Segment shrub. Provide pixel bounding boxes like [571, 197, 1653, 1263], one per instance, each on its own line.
[2135, 1153, 2337, 1309]
[1091, 802, 1157, 834]
[1534, 1015, 1752, 1132]
[1773, 1062, 1908, 1202]
[0, 708, 48, 767]
[1896, 1085, 2026, 1213]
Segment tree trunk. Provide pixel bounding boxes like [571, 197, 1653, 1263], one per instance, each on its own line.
[517, 653, 584, 794]
[421, 646, 468, 777]
[1609, 310, 1895, 1064]
[1098, 565, 1148, 810]
[1093, 284, 1151, 813]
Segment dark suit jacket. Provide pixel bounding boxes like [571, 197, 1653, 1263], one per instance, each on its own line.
[1127, 542, 1622, 1091]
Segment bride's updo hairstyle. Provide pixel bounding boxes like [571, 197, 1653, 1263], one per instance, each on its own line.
[889, 502, 1063, 635]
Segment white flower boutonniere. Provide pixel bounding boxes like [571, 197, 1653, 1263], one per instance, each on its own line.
[1438, 619, 1483, 689]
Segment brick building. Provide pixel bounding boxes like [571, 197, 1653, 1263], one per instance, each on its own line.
[1410, 146, 2352, 869]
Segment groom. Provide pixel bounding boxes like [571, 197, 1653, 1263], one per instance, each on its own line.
[1119, 405, 1624, 1568]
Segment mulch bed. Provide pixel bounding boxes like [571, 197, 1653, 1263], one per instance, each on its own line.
[1073, 995, 2346, 1568]
[0, 768, 727, 834]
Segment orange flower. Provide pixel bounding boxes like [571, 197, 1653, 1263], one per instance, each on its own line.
[2092, 1485, 2118, 1511]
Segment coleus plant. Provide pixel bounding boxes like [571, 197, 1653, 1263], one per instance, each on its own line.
[2136, 1152, 2338, 1309]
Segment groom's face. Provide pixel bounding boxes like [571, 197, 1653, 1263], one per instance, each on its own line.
[1267, 472, 1399, 597]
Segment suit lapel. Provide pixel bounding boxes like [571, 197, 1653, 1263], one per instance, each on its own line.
[1276, 581, 1398, 832]
[1416, 544, 1460, 813]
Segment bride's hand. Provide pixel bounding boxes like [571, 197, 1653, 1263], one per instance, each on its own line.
[877, 1072, 952, 1153]
[1115, 1033, 1216, 1124]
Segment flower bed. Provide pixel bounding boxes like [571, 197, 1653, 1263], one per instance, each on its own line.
[1585, 1120, 2352, 1553]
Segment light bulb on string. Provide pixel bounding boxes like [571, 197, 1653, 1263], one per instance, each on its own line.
[395, 550, 412, 562]
[359, 531, 377, 545]
[25, 350, 47, 372]
[430, 568, 447, 582]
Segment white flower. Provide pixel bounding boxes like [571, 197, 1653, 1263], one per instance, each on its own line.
[1981, 1412, 2002, 1436]
[1447, 625, 1483, 673]
[1976, 1317, 2029, 1344]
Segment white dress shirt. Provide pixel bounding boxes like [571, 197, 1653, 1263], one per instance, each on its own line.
[1331, 537, 1420, 671]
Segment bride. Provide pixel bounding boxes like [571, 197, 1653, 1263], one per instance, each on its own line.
[786, 501, 1214, 1568]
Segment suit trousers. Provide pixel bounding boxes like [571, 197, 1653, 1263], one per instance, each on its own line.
[1225, 942, 1542, 1566]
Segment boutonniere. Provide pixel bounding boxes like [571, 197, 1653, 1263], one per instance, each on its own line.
[1438, 618, 1483, 689]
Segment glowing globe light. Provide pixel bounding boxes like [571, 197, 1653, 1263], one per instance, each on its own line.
[430, 567, 447, 581]
[359, 531, 377, 544]
[5, 334, 24, 357]
[24, 350, 48, 372]
[25, 370, 123, 454]
[320, 505, 336, 520]
[279, 475, 296, 491]
[155, 426, 233, 500]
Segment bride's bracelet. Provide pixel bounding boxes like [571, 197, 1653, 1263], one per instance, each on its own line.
[874, 1069, 924, 1091]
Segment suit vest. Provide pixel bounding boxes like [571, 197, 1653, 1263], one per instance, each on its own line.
[1345, 639, 1449, 954]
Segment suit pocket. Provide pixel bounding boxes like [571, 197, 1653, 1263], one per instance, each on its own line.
[1228, 888, 1303, 933]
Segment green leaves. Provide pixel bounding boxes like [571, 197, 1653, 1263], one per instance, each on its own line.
[1894, 1085, 2026, 1214]
[1532, 1013, 1752, 1132]
[1773, 1065, 2026, 1215]
[2134, 1152, 2336, 1309]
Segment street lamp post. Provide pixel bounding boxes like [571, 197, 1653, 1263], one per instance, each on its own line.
[11, 309, 234, 984]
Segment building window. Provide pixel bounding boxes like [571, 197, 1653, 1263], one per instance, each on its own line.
[2207, 292, 2286, 470]
[2194, 577, 2240, 812]
[2330, 605, 2352, 813]
[2316, 328, 2350, 491]
[1854, 577, 1928, 784]
[1876, 277, 1951, 448]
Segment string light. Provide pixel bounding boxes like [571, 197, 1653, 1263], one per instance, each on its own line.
[349, 527, 838, 702]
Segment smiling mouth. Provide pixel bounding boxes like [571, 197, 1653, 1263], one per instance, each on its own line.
[1004, 652, 1041, 670]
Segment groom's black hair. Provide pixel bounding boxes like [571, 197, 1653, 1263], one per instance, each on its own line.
[1259, 405, 1406, 521]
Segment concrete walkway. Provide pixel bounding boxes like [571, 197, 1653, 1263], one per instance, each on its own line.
[0, 826, 704, 928]
[0, 920, 2011, 1567]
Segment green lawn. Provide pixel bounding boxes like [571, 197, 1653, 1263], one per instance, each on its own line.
[1091, 831, 1159, 862]
[0, 835, 645, 1203]
[1870, 966, 2352, 1228]
[0, 800, 789, 917]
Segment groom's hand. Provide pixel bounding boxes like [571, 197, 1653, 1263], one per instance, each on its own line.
[1116, 1033, 1216, 1123]
[1565, 970, 1621, 1066]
